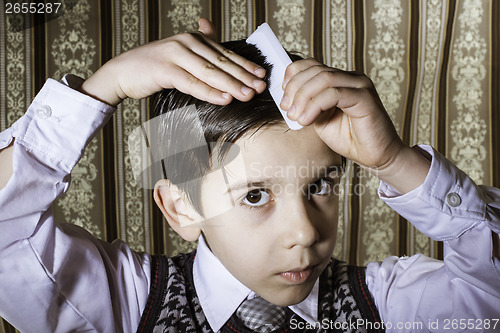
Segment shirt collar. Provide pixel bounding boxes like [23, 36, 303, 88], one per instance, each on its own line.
[193, 235, 319, 332]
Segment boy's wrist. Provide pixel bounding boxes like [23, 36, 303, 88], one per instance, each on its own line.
[79, 62, 123, 107]
[368, 145, 431, 194]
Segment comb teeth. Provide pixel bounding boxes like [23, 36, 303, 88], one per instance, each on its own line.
[246, 23, 303, 130]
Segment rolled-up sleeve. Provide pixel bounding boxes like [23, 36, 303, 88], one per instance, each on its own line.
[366, 145, 500, 332]
[0, 76, 151, 333]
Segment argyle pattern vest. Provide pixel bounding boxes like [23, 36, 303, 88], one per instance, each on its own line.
[136, 251, 383, 333]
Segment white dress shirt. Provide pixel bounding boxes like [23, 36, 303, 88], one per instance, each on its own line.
[0, 77, 499, 332]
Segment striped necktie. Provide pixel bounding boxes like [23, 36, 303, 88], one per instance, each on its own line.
[235, 295, 286, 332]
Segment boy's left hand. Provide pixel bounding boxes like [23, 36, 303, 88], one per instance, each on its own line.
[280, 58, 430, 194]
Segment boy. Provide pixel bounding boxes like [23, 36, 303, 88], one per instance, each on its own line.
[0, 19, 499, 332]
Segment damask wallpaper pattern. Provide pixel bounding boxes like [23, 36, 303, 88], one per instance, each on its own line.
[1, 0, 499, 331]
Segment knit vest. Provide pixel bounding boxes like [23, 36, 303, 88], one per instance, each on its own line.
[136, 251, 383, 333]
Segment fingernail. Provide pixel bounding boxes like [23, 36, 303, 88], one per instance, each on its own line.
[281, 95, 290, 108]
[288, 105, 296, 118]
[241, 86, 252, 95]
[255, 67, 266, 77]
[254, 80, 265, 89]
[222, 93, 231, 99]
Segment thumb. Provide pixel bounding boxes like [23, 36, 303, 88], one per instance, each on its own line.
[198, 17, 217, 41]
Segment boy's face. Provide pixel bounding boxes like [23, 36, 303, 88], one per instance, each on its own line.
[199, 125, 342, 306]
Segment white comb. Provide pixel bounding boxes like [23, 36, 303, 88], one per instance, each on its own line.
[246, 23, 302, 130]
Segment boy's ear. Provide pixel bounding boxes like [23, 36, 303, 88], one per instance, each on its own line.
[153, 179, 201, 242]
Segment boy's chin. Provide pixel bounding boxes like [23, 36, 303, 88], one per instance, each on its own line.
[263, 281, 317, 307]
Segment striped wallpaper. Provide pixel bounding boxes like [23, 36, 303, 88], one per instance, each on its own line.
[1, 0, 499, 331]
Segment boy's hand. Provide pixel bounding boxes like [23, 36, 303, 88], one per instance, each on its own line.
[281, 58, 430, 193]
[80, 18, 266, 106]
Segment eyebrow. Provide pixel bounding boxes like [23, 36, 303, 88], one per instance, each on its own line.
[226, 179, 274, 194]
[224, 164, 343, 194]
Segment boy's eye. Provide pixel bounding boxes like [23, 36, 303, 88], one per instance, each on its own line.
[241, 189, 271, 208]
[308, 178, 335, 196]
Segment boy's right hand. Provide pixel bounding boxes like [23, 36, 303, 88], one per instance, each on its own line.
[79, 18, 266, 106]
[280, 59, 430, 194]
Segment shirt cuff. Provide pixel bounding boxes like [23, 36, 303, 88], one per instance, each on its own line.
[9, 76, 115, 173]
[377, 145, 488, 241]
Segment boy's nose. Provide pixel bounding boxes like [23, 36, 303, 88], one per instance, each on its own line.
[280, 199, 319, 249]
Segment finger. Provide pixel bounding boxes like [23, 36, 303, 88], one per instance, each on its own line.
[283, 58, 322, 89]
[286, 69, 374, 118]
[169, 45, 258, 101]
[297, 86, 377, 126]
[190, 33, 266, 79]
[281, 64, 327, 110]
[198, 18, 217, 41]
[284, 61, 371, 91]
[296, 88, 339, 126]
[183, 34, 267, 94]
[204, 38, 267, 80]
[171, 67, 233, 105]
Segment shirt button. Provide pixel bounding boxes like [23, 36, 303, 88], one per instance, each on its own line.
[35, 105, 52, 119]
[446, 192, 461, 207]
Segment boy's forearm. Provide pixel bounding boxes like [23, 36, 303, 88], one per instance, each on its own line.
[369, 145, 431, 195]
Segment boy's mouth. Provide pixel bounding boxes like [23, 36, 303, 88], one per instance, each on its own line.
[278, 265, 316, 284]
